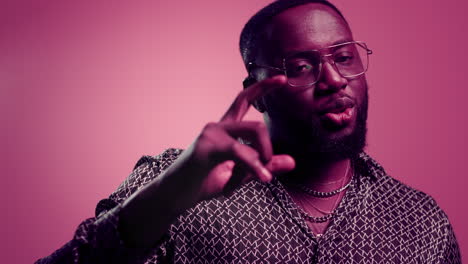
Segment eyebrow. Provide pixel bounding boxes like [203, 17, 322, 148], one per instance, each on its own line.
[283, 38, 355, 57]
[330, 38, 354, 47]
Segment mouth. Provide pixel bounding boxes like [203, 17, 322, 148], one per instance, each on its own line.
[319, 97, 355, 114]
[319, 97, 356, 128]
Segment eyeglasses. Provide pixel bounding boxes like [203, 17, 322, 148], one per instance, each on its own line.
[248, 41, 373, 87]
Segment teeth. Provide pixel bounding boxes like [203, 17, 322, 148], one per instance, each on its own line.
[335, 108, 347, 114]
[331, 107, 352, 118]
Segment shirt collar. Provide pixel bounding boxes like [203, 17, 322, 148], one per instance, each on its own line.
[353, 152, 387, 181]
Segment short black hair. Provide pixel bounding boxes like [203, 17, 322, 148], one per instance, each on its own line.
[239, 0, 347, 68]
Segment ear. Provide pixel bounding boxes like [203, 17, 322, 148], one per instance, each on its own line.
[243, 77, 266, 113]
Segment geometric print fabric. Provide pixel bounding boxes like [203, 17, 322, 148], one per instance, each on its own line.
[36, 148, 461, 264]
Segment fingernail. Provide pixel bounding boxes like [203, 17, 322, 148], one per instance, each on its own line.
[260, 167, 272, 182]
[273, 75, 287, 82]
[225, 161, 235, 170]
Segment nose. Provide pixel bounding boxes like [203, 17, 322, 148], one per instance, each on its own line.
[315, 61, 348, 94]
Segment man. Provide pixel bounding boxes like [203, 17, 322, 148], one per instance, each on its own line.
[37, 0, 461, 263]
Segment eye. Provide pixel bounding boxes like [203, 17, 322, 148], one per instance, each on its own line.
[286, 61, 314, 77]
[334, 52, 354, 65]
[294, 63, 312, 72]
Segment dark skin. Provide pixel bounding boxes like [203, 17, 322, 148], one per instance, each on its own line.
[258, 4, 368, 187]
[255, 4, 369, 233]
[119, 76, 295, 247]
[119, 3, 368, 247]
[250, 4, 367, 234]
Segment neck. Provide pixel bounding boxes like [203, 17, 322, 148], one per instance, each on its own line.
[293, 156, 351, 186]
[274, 143, 354, 189]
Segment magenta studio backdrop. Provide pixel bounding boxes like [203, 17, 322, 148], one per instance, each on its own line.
[1, 0, 467, 263]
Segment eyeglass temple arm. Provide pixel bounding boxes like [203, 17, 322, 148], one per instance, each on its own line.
[247, 62, 284, 73]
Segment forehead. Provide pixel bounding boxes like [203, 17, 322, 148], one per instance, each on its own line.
[265, 3, 352, 55]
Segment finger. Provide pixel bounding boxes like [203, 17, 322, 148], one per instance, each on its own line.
[201, 160, 235, 200]
[220, 75, 287, 122]
[241, 171, 255, 185]
[229, 142, 272, 182]
[223, 163, 250, 196]
[266, 154, 296, 174]
[195, 124, 272, 194]
[241, 154, 296, 185]
[218, 141, 272, 196]
[220, 121, 272, 164]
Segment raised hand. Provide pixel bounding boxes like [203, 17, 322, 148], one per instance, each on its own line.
[181, 75, 296, 200]
[119, 75, 295, 247]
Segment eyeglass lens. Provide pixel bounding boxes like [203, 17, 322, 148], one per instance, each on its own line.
[284, 43, 369, 87]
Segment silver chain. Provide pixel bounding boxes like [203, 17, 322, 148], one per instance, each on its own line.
[293, 178, 352, 198]
[287, 163, 353, 198]
[299, 209, 335, 223]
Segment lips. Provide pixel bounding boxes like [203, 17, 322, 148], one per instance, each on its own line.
[319, 97, 355, 115]
[319, 97, 356, 128]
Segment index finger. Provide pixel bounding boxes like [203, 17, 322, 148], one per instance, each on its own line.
[220, 75, 287, 122]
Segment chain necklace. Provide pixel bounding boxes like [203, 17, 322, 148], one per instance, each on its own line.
[299, 210, 335, 223]
[290, 163, 353, 224]
[287, 162, 352, 198]
[296, 179, 352, 198]
[295, 183, 345, 223]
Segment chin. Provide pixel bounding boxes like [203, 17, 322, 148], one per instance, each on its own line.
[267, 95, 368, 160]
[322, 122, 356, 141]
[299, 114, 367, 161]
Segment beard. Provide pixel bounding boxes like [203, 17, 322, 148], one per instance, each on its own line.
[307, 92, 368, 161]
[268, 85, 368, 162]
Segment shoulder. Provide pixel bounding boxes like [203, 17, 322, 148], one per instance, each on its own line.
[355, 153, 461, 261]
[358, 152, 448, 224]
[368, 167, 447, 225]
[356, 152, 443, 216]
[133, 148, 184, 170]
[359, 153, 457, 245]
[108, 148, 184, 204]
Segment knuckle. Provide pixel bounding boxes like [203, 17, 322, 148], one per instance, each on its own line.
[236, 90, 246, 99]
[251, 151, 260, 160]
[244, 147, 260, 160]
[230, 141, 242, 153]
[194, 135, 213, 153]
[195, 133, 210, 146]
[195, 132, 220, 154]
[252, 121, 267, 132]
[203, 122, 218, 132]
[231, 142, 258, 159]
[235, 91, 248, 105]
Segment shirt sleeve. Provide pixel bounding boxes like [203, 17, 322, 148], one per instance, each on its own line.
[439, 218, 462, 264]
[35, 148, 183, 264]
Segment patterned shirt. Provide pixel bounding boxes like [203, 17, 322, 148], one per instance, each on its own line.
[36, 148, 461, 263]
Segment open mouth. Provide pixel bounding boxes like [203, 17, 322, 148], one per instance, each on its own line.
[320, 106, 355, 127]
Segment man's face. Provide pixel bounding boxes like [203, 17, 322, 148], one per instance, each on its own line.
[255, 3, 368, 160]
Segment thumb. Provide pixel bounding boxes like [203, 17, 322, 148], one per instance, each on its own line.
[266, 154, 295, 174]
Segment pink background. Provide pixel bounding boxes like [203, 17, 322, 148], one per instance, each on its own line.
[1, 0, 467, 262]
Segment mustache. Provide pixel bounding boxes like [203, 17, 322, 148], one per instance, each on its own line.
[318, 95, 356, 115]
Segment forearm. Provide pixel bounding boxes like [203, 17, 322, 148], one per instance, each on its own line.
[36, 151, 187, 264]
[35, 205, 152, 264]
[118, 152, 204, 248]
